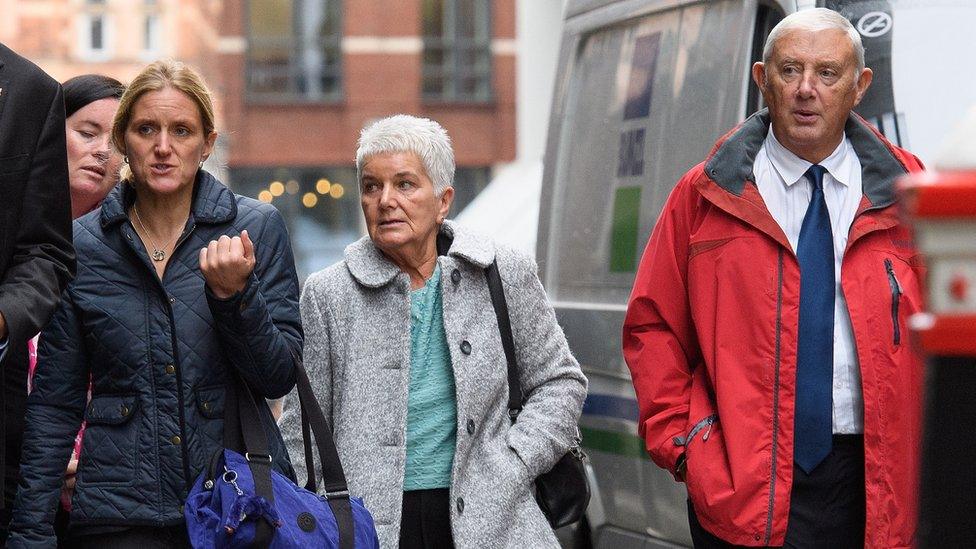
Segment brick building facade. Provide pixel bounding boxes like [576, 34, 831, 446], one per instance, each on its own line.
[1, 0, 517, 278]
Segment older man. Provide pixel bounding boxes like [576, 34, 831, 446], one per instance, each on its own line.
[623, 8, 924, 548]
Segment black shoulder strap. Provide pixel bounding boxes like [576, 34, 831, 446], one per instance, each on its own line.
[485, 260, 523, 417]
[294, 364, 355, 549]
[224, 363, 355, 549]
[223, 374, 276, 547]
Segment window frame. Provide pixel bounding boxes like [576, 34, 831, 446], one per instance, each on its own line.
[422, 0, 495, 104]
[141, 0, 162, 59]
[244, 0, 345, 104]
[77, 0, 111, 61]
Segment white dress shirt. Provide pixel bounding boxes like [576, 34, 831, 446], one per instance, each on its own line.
[753, 129, 864, 435]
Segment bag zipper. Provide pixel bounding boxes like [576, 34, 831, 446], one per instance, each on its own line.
[884, 258, 902, 345]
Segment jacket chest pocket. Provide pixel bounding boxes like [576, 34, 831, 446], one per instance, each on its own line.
[194, 385, 226, 450]
[78, 395, 140, 486]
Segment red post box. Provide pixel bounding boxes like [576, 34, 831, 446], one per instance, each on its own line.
[901, 169, 976, 547]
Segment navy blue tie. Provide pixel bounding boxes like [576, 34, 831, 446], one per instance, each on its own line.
[794, 164, 835, 474]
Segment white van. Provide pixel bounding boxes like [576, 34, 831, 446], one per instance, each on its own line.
[537, 1, 975, 547]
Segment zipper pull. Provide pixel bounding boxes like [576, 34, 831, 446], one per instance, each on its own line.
[885, 258, 903, 295]
[702, 420, 713, 442]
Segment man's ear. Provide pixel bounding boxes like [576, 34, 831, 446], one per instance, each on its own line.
[751, 62, 767, 93]
[853, 67, 873, 106]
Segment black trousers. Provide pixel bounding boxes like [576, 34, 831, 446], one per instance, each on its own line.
[399, 489, 454, 549]
[0, 355, 27, 544]
[688, 434, 865, 548]
[67, 526, 190, 549]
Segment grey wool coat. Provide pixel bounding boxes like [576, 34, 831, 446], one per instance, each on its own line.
[280, 220, 587, 548]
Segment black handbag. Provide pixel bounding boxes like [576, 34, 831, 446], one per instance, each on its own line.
[484, 260, 590, 529]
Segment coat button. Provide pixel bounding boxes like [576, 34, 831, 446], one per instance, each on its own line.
[460, 340, 471, 355]
[456, 497, 464, 513]
[202, 402, 211, 412]
[171, 435, 182, 445]
[165, 364, 175, 374]
[466, 419, 475, 435]
[120, 405, 129, 417]
[451, 269, 461, 284]
[169, 296, 176, 304]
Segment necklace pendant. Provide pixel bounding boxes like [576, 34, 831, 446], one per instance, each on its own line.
[151, 249, 166, 262]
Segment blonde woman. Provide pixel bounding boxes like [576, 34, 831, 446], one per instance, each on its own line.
[9, 60, 302, 548]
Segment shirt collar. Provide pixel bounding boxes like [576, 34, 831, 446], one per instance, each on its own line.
[765, 128, 854, 188]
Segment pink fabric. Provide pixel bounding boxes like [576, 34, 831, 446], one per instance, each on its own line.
[28, 336, 88, 511]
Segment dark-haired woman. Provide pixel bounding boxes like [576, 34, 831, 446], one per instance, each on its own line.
[63, 74, 127, 218]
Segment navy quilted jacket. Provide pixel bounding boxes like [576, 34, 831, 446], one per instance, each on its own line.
[9, 171, 302, 545]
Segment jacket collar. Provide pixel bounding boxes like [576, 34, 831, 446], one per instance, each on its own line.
[344, 220, 495, 288]
[100, 169, 237, 229]
[704, 108, 908, 209]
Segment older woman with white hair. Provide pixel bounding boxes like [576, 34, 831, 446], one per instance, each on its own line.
[280, 114, 586, 548]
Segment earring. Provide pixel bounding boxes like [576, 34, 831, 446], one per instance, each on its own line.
[123, 155, 129, 164]
[199, 160, 204, 168]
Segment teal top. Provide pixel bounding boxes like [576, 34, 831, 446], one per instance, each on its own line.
[403, 264, 457, 490]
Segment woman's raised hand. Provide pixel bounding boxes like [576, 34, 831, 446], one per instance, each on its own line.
[200, 230, 256, 299]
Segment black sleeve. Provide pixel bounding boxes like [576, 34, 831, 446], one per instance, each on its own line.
[0, 79, 75, 350]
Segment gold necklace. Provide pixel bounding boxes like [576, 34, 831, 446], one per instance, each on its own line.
[132, 205, 180, 262]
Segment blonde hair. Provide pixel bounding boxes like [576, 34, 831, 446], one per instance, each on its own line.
[111, 59, 216, 156]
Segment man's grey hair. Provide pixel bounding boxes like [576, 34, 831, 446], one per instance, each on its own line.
[356, 114, 455, 196]
[763, 8, 865, 73]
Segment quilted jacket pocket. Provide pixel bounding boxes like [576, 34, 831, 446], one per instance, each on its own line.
[196, 385, 225, 419]
[79, 395, 140, 485]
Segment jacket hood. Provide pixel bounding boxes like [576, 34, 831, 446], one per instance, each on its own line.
[344, 220, 495, 288]
[99, 169, 237, 229]
[704, 108, 910, 209]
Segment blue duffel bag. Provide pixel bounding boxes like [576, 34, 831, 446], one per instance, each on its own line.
[185, 364, 379, 548]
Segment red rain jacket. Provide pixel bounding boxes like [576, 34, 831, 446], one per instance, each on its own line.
[623, 110, 925, 548]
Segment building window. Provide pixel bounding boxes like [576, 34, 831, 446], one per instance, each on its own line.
[450, 167, 491, 216]
[143, 0, 161, 56]
[79, 0, 110, 60]
[422, 0, 492, 102]
[246, 0, 343, 101]
[231, 166, 360, 280]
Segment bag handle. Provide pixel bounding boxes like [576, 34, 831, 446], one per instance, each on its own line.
[223, 361, 355, 549]
[221, 372, 276, 547]
[294, 364, 356, 549]
[484, 260, 523, 418]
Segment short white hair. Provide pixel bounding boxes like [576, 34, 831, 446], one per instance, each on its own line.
[763, 8, 865, 73]
[355, 114, 455, 196]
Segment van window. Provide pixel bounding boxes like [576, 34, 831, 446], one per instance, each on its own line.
[543, 1, 754, 304]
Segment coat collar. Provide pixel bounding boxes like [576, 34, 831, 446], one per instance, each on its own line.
[100, 169, 237, 229]
[704, 108, 908, 209]
[344, 220, 495, 288]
